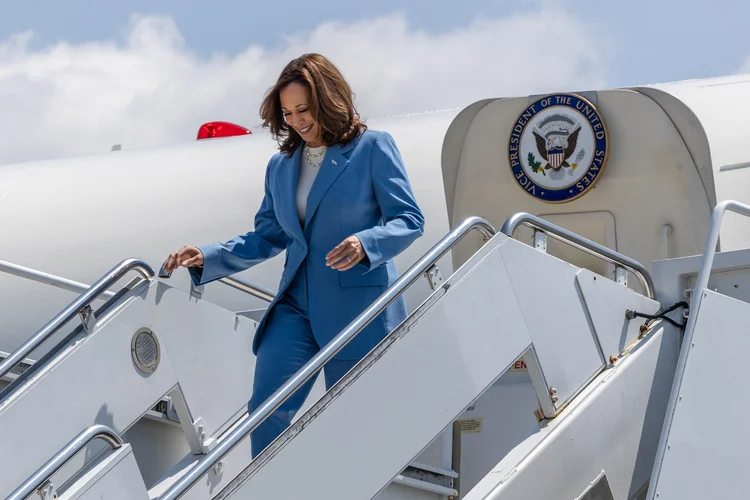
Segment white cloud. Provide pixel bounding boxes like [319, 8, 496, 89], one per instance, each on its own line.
[0, 9, 611, 165]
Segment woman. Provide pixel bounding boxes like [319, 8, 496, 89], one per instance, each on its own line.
[162, 53, 424, 457]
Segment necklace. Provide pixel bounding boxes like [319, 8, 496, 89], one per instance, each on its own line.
[304, 144, 326, 168]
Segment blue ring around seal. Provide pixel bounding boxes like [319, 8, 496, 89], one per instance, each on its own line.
[507, 93, 609, 203]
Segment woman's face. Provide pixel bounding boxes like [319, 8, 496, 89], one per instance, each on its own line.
[280, 81, 322, 147]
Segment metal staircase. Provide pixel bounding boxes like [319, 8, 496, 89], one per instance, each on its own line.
[0, 213, 668, 500]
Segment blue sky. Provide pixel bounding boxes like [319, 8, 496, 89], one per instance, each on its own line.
[0, 1, 747, 164]
[5, 0, 748, 86]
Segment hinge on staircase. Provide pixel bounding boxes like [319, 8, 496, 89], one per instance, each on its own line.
[192, 417, 217, 454]
[533, 230, 547, 253]
[192, 416, 224, 474]
[38, 480, 58, 499]
[148, 396, 181, 424]
[190, 281, 204, 299]
[683, 289, 694, 319]
[425, 265, 444, 291]
[212, 459, 225, 476]
[614, 266, 628, 287]
[79, 305, 96, 332]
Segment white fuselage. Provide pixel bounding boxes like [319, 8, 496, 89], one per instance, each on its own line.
[4, 74, 750, 360]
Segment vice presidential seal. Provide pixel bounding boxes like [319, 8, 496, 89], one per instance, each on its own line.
[508, 93, 609, 203]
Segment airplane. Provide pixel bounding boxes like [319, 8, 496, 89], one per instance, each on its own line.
[1, 72, 749, 499]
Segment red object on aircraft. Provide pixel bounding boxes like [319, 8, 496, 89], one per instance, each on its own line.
[196, 121, 252, 140]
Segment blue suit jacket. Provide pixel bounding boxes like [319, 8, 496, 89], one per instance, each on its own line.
[189, 129, 425, 360]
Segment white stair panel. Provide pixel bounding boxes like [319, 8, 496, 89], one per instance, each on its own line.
[463, 323, 679, 499]
[498, 241, 606, 412]
[576, 268, 661, 362]
[648, 290, 750, 499]
[219, 238, 532, 499]
[147, 282, 260, 443]
[0, 285, 179, 499]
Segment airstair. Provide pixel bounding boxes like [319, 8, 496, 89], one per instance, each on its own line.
[0, 209, 694, 500]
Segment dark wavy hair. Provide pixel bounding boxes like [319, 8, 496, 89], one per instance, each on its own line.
[260, 53, 366, 155]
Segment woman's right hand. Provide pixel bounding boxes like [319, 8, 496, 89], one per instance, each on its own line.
[162, 245, 204, 274]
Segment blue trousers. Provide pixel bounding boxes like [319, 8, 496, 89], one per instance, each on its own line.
[248, 263, 358, 457]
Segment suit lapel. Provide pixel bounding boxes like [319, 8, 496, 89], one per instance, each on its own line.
[278, 147, 305, 241]
[303, 140, 357, 230]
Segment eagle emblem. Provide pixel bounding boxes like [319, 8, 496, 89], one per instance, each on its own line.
[532, 114, 582, 180]
[507, 93, 609, 203]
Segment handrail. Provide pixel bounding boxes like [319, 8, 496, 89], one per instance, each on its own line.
[157, 216, 496, 500]
[649, 200, 750, 494]
[500, 212, 656, 299]
[7, 424, 123, 500]
[0, 258, 154, 382]
[0, 259, 116, 299]
[218, 276, 276, 303]
[158, 267, 276, 303]
[687, 200, 750, 307]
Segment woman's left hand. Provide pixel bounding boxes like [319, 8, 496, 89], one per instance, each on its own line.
[326, 235, 366, 271]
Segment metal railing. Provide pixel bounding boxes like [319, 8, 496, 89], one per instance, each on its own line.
[0, 259, 116, 299]
[500, 212, 656, 299]
[8, 424, 123, 500]
[157, 216, 496, 500]
[649, 200, 750, 494]
[158, 267, 276, 303]
[0, 258, 154, 382]
[686, 200, 750, 307]
[218, 276, 275, 303]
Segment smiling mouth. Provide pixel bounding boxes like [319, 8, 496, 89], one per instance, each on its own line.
[300, 124, 313, 134]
